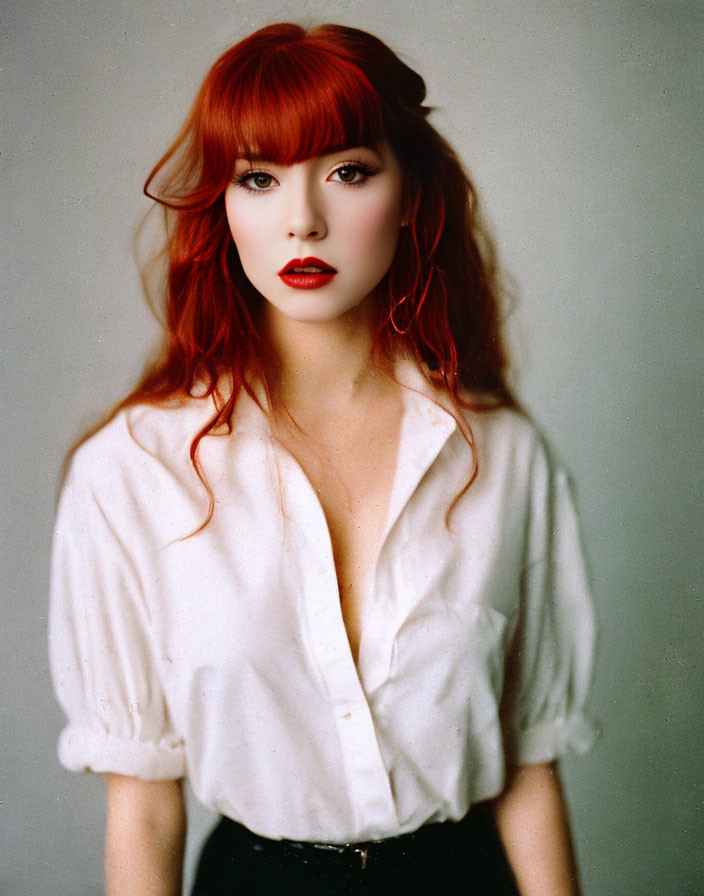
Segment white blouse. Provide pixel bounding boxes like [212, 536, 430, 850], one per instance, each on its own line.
[49, 361, 598, 844]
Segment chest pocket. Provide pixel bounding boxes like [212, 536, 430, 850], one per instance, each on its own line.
[373, 533, 517, 744]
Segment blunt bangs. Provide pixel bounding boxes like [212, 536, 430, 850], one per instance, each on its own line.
[219, 41, 386, 165]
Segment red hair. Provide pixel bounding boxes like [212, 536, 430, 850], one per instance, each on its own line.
[77, 24, 513, 502]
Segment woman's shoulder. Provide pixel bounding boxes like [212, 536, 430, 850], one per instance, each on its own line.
[396, 360, 557, 480]
[66, 393, 219, 490]
[456, 390, 540, 447]
[461, 399, 565, 489]
[467, 401, 547, 449]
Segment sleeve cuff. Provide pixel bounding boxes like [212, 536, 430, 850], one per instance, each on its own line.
[510, 712, 601, 766]
[58, 724, 186, 780]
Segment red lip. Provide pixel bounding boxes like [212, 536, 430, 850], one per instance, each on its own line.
[278, 256, 337, 290]
[278, 256, 336, 275]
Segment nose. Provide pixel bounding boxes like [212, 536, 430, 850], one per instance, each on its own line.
[284, 173, 327, 241]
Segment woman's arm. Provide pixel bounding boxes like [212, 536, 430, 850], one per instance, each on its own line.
[491, 761, 582, 896]
[105, 774, 186, 896]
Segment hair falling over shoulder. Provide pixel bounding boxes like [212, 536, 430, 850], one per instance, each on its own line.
[70, 23, 515, 506]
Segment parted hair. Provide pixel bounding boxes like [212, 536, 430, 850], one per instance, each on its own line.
[75, 23, 514, 498]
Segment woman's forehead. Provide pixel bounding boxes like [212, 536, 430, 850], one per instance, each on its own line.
[221, 59, 385, 166]
[229, 119, 384, 167]
[233, 143, 385, 166]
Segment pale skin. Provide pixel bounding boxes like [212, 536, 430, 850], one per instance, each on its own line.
[106, 764, 580, 896]
[105, 149, 582, 894]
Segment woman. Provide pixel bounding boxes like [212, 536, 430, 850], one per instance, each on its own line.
[49, 23, 598, 896]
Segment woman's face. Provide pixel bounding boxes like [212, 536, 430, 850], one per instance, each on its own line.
[224, 144, 405, 324]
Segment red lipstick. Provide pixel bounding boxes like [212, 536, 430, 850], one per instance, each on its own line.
[278, 256, 337, 290]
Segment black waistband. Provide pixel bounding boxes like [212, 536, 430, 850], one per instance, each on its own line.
[216, 804, 493, 870]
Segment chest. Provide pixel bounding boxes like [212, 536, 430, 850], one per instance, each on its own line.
[270, 396, 403, 662]
[142, 412, 525, 717]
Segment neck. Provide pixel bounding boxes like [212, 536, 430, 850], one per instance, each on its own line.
[264, 300, 384, 410]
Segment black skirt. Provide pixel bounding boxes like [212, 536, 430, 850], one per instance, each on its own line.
[191, 802, 519, 895]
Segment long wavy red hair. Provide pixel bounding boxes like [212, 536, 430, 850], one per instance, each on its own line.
[76, 23, 513, 499]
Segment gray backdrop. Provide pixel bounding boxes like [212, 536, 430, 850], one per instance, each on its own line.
[2, 1, 702, 893]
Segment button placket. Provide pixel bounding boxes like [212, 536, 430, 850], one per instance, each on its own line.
[275, 444, 399, 835]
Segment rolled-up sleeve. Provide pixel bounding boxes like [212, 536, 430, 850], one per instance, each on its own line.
[48, 459, 185, 780]
[502, 457, 600, 766]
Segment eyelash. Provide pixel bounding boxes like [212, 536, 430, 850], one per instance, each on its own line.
[234, 171, 277, 193]
[330, 161, 379, 187]
[233, 161, 379, 194]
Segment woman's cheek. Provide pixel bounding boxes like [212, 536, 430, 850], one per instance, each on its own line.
[350, 202, 402, 263]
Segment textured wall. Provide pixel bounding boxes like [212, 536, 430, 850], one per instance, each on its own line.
[2, 1, 702, 893]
